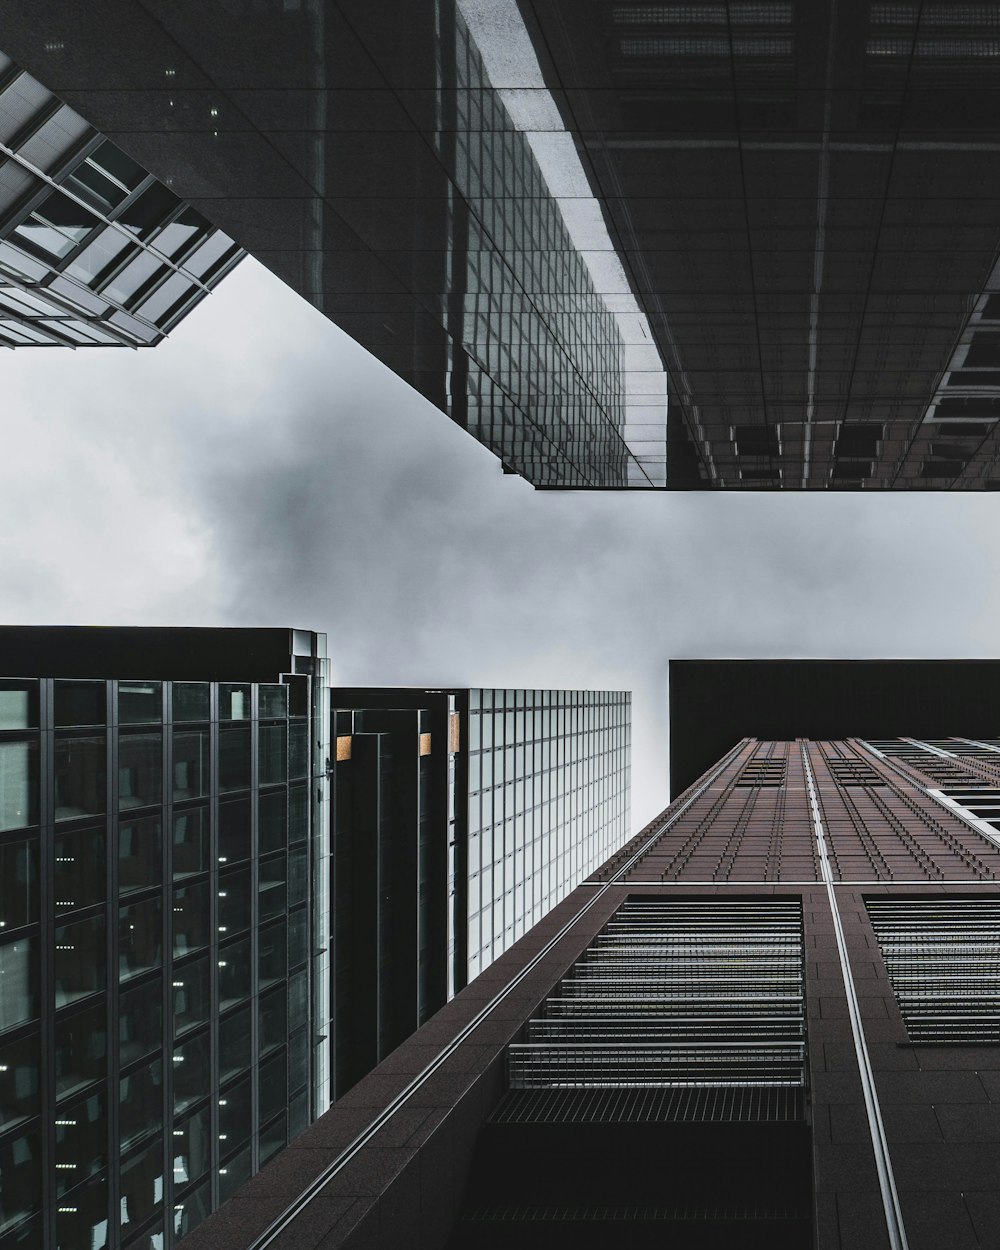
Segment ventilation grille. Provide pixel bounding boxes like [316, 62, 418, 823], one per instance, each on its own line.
[826, 758, 885, 787]
[736, 758, 787, 787]
[867, 898, 1000, 1044]
[491, 1084, 805, 1125]
[506, 899, 805, 1104]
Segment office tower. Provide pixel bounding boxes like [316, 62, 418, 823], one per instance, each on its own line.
[0, 50, 243, 347]
[0, 627, 330, 1250]
[7, 2, 1000, 488]
[329, 686, 631, 1099]
[180, 732, 1000, 1250]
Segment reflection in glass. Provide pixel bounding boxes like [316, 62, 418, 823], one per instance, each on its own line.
[119, 1060, 162, 1150]
[218, 1006, 251, 1082]
[173, 1104, 211, 1189]
[174, 731, 209, 800]
[0, 740, 37, 832]
[259, 788, 287, 854]
[173, 881, 209, 957]
[258, 855, 287, 922]
[54, 737, 105, 821]
[119, 733, 162, 809]
[218, 867, 250, 938]
[0, 1031, 39, 1130]
[54, 681, 105, 728]
[172, 1177, 210, 1241]
[0, 837, 36, 929]
[173, 956, 210, 1039]
[258, 919, 286, 989]
[118, 682, 162, 725]
[0, 1126, 40, 1236]
[173, 807, 209, 879]
[55, 1000, 106, 1099]
[219, 728, 250, 793]
[119, 815, 161, 894]
[119, 977, 162, 1066]
[54, 1174, 109, 1250]
[218, 1143, 251, 1204]
[260, 1110, 287, 1165]
[173, 1030, 209, 1115]
[120, 1137, 164, 1233]
[289, 722, 309, 779]
[288, 907, 308, 971]
[54, 913, 105, 1006]
[119, 895, 162, 981]
[259, 1049, 287, 1128]
[220, 685, 250, 721]
[217, 937, 250, 1011]
[218, 1075, 251, 1154]
[218, 797, 250, 865]
[54, 1089, 106, 1195]
[172, 682, 210, 723]
[259, 985, 287, 1057]
[53, 823, 105, 913]
[259, 685, 287, 719]
[0, 682, 36, 729]
[259, 723, 287, 787]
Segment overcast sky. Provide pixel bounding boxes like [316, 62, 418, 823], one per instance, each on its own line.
[6, 257, 1000, 827]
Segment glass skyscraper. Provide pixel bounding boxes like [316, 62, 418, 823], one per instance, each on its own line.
[0, 50, 242, 347]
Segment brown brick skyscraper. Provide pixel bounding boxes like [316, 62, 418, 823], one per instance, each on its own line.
[181, 736, 1000, 1250]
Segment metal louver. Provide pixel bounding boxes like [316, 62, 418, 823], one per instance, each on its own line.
[506, 899, 806, 1101]
[867, 897, 1000, 1044]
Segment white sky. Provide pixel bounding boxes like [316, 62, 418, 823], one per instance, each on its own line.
[5, 258, 1000, 829]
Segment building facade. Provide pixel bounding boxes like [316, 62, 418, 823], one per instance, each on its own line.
[328, 686, 631, 1100]
[0, 628, 330, 1250]
[0, 49, 242, 347]
[177, 733, 1000, 1250]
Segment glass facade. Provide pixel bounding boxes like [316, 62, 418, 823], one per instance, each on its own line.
[466, 688, 631, 979]
[0, 49, 243, 347]
[0, 673, 319, 1250]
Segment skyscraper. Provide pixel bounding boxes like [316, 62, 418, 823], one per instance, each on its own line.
[0, 51, 243, 347]
[176, 733, 1000, 1250]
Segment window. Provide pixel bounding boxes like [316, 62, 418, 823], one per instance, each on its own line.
[54, 913, 105, 1006]
[119, 733, 162, 809]
[54, 737, 105, 821]
[0, 741, 37, 832]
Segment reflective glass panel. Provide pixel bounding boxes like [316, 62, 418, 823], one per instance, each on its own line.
[119, 977, 162, 1066]
[120, 1137, 163, 1234]
[218, 1142, 251, 1203]
[259, 686, 287, 719]
[259, 789, 286, 854]
[0, 836, 36, 928]
[173, 1031, 209, 1115]
[217, 936, 250, 1012]
[54, 737, 105, 821]
[0, 741, 37, 832]
[0, 1126, 41, 1235]
[53, 824, 104, 913]
[173, 881, 209, 957]
[172, 682, 210, 723]
[258, 1049, 286, 1127]
[55, 1000, 106, 1099]
[119, 1060, 161, 1150]
[0, 1030, 39, 1130]
[173, 1104, 211, 1189]
[218, 1074, 251, 1153]
[54, 913, 105, 1006]
[0, 682, 36, 730]
[258, 855, 286, 923]
[55, 1174, 108, 1250]
[54, 1089, 106, 1195]
[119, 815, 161, 895]
[219, 685, 250, 721]
[217, 867, 250, 939]
[172, 955, 209, 1039]
[173, 731, 208, 801]
[218, 797, 250, 866]
[119, 895, 162, 982]
[172, 807, 209, 879]
[118, 682, 161, 725]
[218, 728, 250, 792]
[259, 723, 287, 787]
[259, 985, 286, 1057]
[172, 1177, 210, 1241]
[218, 1005, 251, 1082]
[289, 722, 309, 779]
[54, 681, 105, 728]
[258, 919, 286, 989]
[119, 733, 161, 810]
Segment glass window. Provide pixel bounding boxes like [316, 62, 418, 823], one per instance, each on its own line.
[259, 985, 286, 1057]
[89, 140, 145, 191]
[154, 206, 209, 262]
[135, 270, 193, 326]
[119, 733, 161, 810]
[54, 737, 105, 821]
[219, 685, 250, 721]
[14, 190, 97, 258]
[259, 685, 287, 719]
[119, 815, 161, 894]
[119, 895, 161, 981]
[217, 867, 250, 939]
[55, 1174, 108, 1250]
[173, 881, 209, 957]
[217, 936, 250, 1011]
[102, 248, 164, 305]
[288, 968, 308, 1034]
[218, 728, 250, 793]
[172, 955, 209, 1039]
[0, 836, 36, 929]
[0, 935, 37, 1030]
[288, 844, 308, 907]
[182, 231, 235, 280]
[0, 1126, 41, 1236]
[119, 182, 179, 239]
[258, 855, 286, 923]
[119, 682, 161, 725]
[120, 1137, 164, 1234]
[0, 1030, 39, 1130]
[173, 1031, 209, 1115]
[218, 1142, 251, 1203]
[55, 681, 105, 728]
[119, 1060, 161, 1150]
[172, 1177, 210, 1241]
[0, 682, 36, 730]
[173, 806, 209, 879]
[288, 1026, 309, 1097]
[53, 823, 105, 913]
[218, 1005, 251, 1083]
[0, 741, 37, 832]
[173, 1104, 211, 1189]
[54, 1089, 106, 1195]
[258, 1048, 286, 1127]
[55, 1000, 106, 1099]
[259, 789, 286, 854]
[172, 683, 210, 723]
[259, 723, 287, 787]
[288, 784, 308, 843]
[67, 157, 131, 210]
[54, 913, 105, 1006]
[258, 919, 286, 989]
[288, 906, 308, 971]
[218, 797, 250, 866]
[260, 1110, 287, 1166]
[218, 1074, 251, 1154]
[173, 730, 208, 801]
[119, 977, 162, 1066]
[289, 721, 309, 779]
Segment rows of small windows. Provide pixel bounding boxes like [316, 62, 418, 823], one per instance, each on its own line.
[0, 676, 311, 1249]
